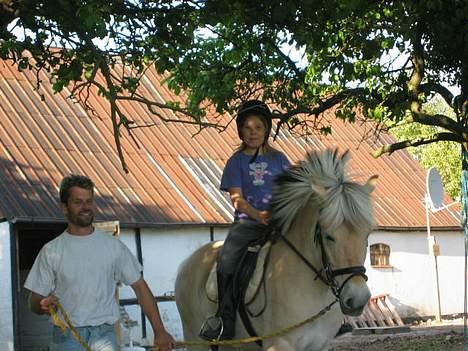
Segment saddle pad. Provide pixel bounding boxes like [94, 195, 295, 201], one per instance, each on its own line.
[206, 241, 272, 305]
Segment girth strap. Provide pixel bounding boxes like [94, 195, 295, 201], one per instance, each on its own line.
[238, 301, 262, 347]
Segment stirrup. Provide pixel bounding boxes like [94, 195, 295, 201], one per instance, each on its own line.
[199, 315, 224, 341]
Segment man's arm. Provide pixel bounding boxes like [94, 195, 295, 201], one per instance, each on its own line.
[131, 278, 175, 351]
[29, 291, 57, 315]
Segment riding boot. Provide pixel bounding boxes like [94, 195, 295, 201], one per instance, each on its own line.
[199, 272, 236, 341]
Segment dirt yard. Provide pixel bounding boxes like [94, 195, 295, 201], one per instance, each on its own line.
[329, 320, 466, 351]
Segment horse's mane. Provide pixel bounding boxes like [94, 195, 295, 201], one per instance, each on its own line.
[270, 148, 374, 235]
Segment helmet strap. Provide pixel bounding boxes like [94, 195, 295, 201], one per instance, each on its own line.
[249, 138, 268, 163]
[249, 146, 261, 164]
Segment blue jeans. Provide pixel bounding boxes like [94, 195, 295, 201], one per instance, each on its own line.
[218, 221, 268, 274]
[50, 323, 118, 351]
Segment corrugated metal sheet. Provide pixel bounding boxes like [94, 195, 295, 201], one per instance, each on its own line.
[0, 59, 460, 229]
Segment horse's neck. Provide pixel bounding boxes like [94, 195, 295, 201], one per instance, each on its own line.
[273, 199, 324, 271]
[267, 199, 333, 299]
[287, 199, 320, 250]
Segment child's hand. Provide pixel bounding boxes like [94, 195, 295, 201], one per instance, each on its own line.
[257, 211, 270, 225]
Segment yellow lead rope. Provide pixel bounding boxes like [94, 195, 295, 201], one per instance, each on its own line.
[152, 299, 338, 350]
[49, 303, 93, 351]
[51, 299, 337, 351]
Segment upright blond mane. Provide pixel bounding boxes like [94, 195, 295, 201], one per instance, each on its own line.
[270, 148, 374, 235]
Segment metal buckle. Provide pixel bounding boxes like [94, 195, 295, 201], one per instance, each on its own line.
[199, 315, 224, 341]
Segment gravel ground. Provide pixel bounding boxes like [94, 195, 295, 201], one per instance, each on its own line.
[329, 320, 466, 351]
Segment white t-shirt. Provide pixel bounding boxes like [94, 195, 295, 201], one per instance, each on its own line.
[24, 229, 142, 327]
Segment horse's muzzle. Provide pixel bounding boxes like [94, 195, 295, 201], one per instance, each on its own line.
[340, 301, 366, 316]
[338, 278, 371, 316]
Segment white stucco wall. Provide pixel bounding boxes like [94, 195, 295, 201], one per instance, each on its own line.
[0, 221, 14, 351]
[366, 229, 465, 318]
[118, 226, 228, 347]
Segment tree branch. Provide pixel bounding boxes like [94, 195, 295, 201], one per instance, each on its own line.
[0, 0, 16, 30]
[116, 95, 222, 129]
[407, 20, 425, 118]
[409, 111, 467, 134]
[98, 60, 130, 173]
[277, 87, 366, 122]
[420, 83, 455, 107]
[372, 132, 464, 157]
[268, 38, 305, 81]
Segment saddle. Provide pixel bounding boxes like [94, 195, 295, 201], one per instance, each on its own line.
[205, 241, 272, 306]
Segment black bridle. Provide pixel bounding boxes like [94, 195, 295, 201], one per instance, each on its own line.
[278, 223, 368, 299]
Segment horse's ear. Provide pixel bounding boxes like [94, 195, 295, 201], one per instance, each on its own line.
[364, 175, 378, 193]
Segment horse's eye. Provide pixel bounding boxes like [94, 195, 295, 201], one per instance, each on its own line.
[325, 235, 335, 242]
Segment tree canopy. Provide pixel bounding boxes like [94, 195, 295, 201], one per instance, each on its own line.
[0, 0, 467, 171]
[391, 95, 461, 199]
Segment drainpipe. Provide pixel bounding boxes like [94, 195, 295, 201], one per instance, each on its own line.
[10, 222, 19, 351]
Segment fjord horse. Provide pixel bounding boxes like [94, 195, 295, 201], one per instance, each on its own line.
[175, 149, 377, 350]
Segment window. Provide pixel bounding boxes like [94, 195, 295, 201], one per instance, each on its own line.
[370, 243, 391, 267]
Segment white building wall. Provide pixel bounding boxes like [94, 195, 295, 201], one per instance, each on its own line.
[0, 221, 14, 351]
[118, 226, 228, 347]
[366, 230, 465, 318]
[12, 223, 464, 349]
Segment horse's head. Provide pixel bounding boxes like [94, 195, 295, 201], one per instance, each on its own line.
[317, 172, 376, 315]
[271, 148, 377, 316]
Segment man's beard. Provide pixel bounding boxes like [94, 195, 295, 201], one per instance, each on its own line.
[68, 211, 94, 227]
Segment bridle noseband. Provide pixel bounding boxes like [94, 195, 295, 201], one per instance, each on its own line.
[278, 223, 368, 300]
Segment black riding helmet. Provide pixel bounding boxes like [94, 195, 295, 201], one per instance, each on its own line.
[236, 100, 273, 163]
[236, 100, 272, 140]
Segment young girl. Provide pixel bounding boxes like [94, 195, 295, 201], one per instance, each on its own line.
[201, 100, 290, 340]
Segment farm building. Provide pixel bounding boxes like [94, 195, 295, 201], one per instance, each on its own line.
[0, 58, 463, 350]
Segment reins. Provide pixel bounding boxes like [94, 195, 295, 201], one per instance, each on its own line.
[278, 233, 329, 285]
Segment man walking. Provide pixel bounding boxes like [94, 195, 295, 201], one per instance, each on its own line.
[25, 174, 175, 351]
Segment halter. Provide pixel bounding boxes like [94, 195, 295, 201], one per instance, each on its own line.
[278, 222, 368, 300]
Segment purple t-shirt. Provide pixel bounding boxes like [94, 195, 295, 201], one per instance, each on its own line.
[220, 150, 290, 222]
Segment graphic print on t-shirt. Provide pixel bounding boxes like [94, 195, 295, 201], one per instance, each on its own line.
[249, 162, 268, 186]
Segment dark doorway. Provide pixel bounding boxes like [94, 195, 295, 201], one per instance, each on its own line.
[14, 222, 66, 351]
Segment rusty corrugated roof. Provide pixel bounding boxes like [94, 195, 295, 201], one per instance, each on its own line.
[0, 59, 460, 229]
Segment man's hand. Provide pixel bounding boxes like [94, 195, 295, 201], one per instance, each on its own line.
[154, 328, 176, 351]
[131, 278, 176, 351]
[40, 295, 58, 314]
[29, 292, 58, 315]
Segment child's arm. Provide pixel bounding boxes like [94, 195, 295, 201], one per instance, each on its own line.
[228, 188, 270, 225]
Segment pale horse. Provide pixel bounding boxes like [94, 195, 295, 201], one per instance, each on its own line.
[175, 148, 377, 351]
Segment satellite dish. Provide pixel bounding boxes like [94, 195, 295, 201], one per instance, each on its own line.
[426, 167, 444, 211]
